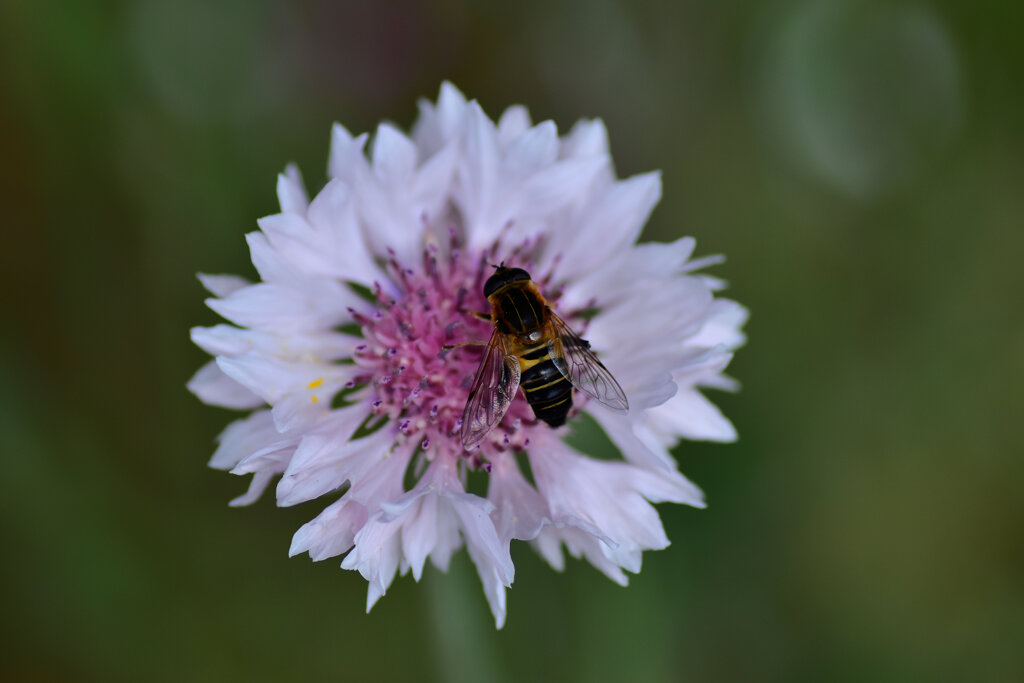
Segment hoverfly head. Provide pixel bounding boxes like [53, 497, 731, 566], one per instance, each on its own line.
[483, 264, 532, 298]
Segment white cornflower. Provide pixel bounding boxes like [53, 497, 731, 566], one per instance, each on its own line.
[189, 83, 747, 628]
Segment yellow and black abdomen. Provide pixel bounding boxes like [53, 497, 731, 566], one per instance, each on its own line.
[519, 345, 573, 427]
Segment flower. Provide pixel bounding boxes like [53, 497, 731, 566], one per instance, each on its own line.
[188, 82, 747, 628]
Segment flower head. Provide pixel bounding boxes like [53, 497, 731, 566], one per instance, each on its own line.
[189, 83, 747, 627]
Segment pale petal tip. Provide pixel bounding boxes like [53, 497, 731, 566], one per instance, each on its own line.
[438, 80, 466, 102]
[366, 583, 386, 612]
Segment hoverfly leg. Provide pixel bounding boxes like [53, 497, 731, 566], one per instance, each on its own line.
[442, 340, 488, 350]
[454, 309, 491, 321]
[439, 339, 488, 359]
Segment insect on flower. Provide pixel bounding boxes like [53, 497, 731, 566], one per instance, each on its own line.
[454, 264, 629, 449]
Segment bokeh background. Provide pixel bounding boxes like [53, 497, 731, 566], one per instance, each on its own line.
[2, 0, 1022, 681]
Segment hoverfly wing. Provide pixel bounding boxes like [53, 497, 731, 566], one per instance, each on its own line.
[460, 330, 522, 449]
[548, 312, 629, 413]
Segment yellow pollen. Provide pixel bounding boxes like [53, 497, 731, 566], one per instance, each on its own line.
[307, 378, 323, 389]
[311, 396, 319, 403]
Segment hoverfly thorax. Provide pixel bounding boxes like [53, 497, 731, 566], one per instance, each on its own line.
[484, 266, 548, 337]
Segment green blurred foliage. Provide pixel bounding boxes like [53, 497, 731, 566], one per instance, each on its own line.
[1, 0, 1022, 681]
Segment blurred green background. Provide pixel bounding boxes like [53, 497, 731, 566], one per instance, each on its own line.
[2, 0, 1022, 681]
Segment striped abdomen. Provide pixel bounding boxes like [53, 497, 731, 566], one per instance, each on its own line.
[519, 344, 573, 427]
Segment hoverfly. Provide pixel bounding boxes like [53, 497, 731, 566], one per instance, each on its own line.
[458, 265, 629, 449]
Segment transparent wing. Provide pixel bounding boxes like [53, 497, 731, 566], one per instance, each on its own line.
[460, 330, 522, 449]
[548, 311, 629, 413]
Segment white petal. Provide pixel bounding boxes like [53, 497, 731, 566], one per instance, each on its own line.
[209, 409, 285, 470]
[488, 453, 549, 544]
[588, 407, 677, 471]
[497, 105, 532, 147]
[341, 497, 415, 608]
[289, 496, 368, 560]
[617, 370, 677, 412]
[478, 564, 509, 629]
[534, 525, 629, 586]
[458, 102, 501, 248]
[271, 181, 385, 286]
[244, 232, 298, 285]
[257, 212, 343, 280]
[342, 520, 403, 611]
[372, 122, 418, 184]
[216, 353, 352, 407]
[304, 179, 387, 286]
[560, 118, 610, 159]
[412, 81, 468, 157]
[532, 525, 566, 571]
[231, 440, 294, 476]
[516, 155, 608, 218]
[558, 237, 696, 311]
[191, 324, 255, 357]
[276, 163, 309, 215]
[190, 324, 358, 362]
[355, 122, 461, 264]
[207, 280, 357, 334]
[588, 277, 713, 364]
[453, 496, 514, 585]
[548, 171, 662, 281]
[687, 299, 749, 351]
[346, 441, 417, 508]
[227, 433, 297, 506]
[276, 410, 395, 506]
[701, 372, 740, 392]
[228, 470, 278, 507]
[427, 504, 465, 575]
[197, 273, 250, 298]
[462, 508, 512, 628]
[391, 487, 442, 580]
[670, 346, 734, 391]
[343, 456, 512, 623]
[584, 289, 715, 413]
[422, 459, 514, 626]
[503, 120, 558, 177]
[270, 387, 336, 433]
[530, 438, 668, 549]
[409, 142, 459, 219]
[216, 354, 353, 434]
[328, 124, 370, 185]
[648, 388, 738, 443]
[458, 108, 610, 251]
[528, 433, 703, 574]
[288, 445, 411, 560]
[356, 178, 424, 264]
[187, 360, 263, 410]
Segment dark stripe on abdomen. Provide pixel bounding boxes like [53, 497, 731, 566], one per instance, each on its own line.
[521, 345, 549, 361]
[521, 358, 573, 427]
